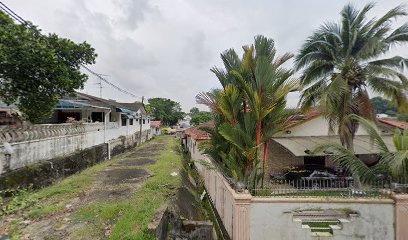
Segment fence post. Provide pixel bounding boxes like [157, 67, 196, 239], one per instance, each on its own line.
[233, 191, 252, 240]
[392, 193, 408, 240]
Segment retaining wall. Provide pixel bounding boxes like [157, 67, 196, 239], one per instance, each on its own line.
[0, 122, 153, 176]
[185, 135, 408, 240]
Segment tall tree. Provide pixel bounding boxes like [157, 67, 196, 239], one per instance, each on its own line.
[295, 3, 408, 154]
[0, 12, 97, 123]
[148, 98, 184, 126]
[371, 97, 398, 116]
[189, 107, 200, 116]
[190, 111, 212, 126]
[198, 35, 296, 189]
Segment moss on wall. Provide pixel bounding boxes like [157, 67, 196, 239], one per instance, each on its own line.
[0, 143, 108, 190]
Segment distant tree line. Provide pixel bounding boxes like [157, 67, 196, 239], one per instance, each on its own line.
[189, 107, 212, 126]
[147, 98, 185, 126]
[371, 97, 408, 121]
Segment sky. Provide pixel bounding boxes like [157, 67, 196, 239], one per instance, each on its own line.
[5, 0, 408, 112]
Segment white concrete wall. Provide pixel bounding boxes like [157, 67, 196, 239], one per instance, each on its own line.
[0, 121, 152, 175]
[250, 200, 394, 240]
[278, 116, 371, 137]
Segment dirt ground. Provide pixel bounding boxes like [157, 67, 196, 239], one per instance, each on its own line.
[0, 137, 172, 240]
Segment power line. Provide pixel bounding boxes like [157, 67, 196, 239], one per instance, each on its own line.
[0, 1, 25, 24]
[0, 0, 140, 100]
[81, 65, 140, 99]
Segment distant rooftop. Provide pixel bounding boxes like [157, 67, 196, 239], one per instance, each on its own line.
[379, 118, 408, 130]
[182, 121, 214, 140]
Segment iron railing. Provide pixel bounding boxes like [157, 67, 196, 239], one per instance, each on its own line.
[252, 179, 392, 198]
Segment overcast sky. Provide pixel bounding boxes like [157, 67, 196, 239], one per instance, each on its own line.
[6, 0, 408, 111]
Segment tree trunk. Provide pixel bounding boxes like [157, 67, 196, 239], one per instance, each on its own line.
[346, 137, 362, 189]
[262, 140, 269, 187]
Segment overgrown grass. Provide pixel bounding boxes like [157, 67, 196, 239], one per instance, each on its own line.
[3, 136, 182, 240]
[19, 150, 131, 220]
[72, 136, 182, 239]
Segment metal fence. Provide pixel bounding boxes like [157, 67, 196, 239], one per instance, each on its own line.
[252, 179, 393, 198]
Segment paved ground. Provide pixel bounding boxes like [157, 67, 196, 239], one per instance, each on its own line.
[0, 136, 181, 240]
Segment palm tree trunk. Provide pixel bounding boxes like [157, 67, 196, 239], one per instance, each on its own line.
[346, 137, 362, 189]
[262, 140, 269, 187]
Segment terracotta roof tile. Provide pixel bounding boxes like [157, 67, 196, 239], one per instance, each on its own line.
[378, 118, 408, 130]
[150, 121, 161, 127]
[182, 121, 214, 140]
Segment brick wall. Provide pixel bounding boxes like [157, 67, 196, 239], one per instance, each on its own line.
[265, 139, 303, 176]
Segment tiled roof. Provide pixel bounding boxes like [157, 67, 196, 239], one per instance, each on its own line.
[182, 121, 214, 140]
[378, 118, 408, 130]
[285, 108, 323, 128]
[151, 121, 161, 127]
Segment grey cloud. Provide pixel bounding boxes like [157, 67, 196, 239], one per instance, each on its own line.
[118, 0, 157, 30]
[6, 0, 408, 112]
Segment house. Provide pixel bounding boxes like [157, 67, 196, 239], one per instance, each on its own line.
[48, 92, 151, 131]
[178, 115, 191, 129]
[181, 121, 213, 160]
[265, 109, 398, 175]
[151, 121, 161, 135]
[0, 99, 23, 126]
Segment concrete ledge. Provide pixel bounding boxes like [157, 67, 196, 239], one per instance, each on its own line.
[251, 197, 395, 204]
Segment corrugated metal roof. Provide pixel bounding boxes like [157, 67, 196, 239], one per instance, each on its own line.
[56, 100, 110, 110]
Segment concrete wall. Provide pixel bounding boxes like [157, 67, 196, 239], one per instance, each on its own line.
[184, 140, 402, 240]
[277, 116, 381, 138]
[250, 199, 394, 240]
[194, 154, 250, 240]
[0, 120, 152, 175]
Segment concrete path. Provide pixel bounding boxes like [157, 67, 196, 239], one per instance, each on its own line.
[0, 136, 180, 240]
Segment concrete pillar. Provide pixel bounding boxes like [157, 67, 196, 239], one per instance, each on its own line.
[392, 194, 408, 240]
[233, 192, 252, 240]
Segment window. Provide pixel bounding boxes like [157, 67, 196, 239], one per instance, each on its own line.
[121, 118, 127, 126]
[143, 119, 146, 124]
[148, 119, 150, 123]
[91, 112, 104, 122]
[130, 119, 134, 125]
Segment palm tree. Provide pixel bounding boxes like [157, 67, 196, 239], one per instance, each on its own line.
[197, 35, 296, 189]
[295, 3, 408, 152]
[314, 115, 408, 185]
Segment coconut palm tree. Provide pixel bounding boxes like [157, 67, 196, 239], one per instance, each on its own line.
[197, 35, 297, 189]
[295, 3, 408, 152]
[314, 115, 408, 185]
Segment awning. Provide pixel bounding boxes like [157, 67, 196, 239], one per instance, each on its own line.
[117, 107, 138, 119]
[272, 135, 396, 156]
[56, 100, 110, 110]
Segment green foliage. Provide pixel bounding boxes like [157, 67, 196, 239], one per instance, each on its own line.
[295, 3, 408, 150]
[371, 97, 398, 116]
[313, 115, 408, 184]
[197, 35, 296, 190]
[0, 188, 38, 216]
[189, 107, 200, 116]
[148, 98, 184, 126]
[190, 111, 213, 126]
[0, 12, 97, 123]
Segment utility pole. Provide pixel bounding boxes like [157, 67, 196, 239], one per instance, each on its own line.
[139, 96, 144, 145]
[98, 78, 103, 98]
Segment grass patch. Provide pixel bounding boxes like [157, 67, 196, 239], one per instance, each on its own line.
[71, 136, 182, 240]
